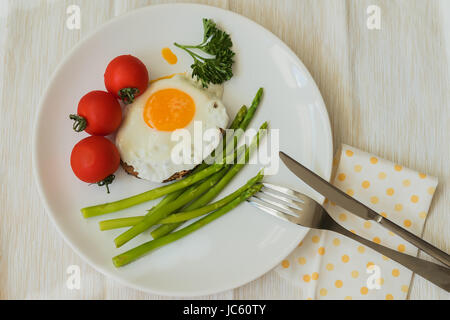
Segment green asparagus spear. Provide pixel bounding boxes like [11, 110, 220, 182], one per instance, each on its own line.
[114, 166, 230, 248]
[80, 163, 224, 218]
[160, 170, 263, 223]
[112, 184, 263, 268]
[230, 105, 249, 131]
[101, 188, 190, 233]
[151, 122, 268, 238]
[238, 88, 263, 132]
[143, 186, 187, 216]
[199, 105, 248, 169]
[98, 170, 264, 230]
[212, 89, 263, 164]
[99, 216, 144, 231]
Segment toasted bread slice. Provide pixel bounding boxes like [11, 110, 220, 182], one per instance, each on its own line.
[121, 161, 192, 183]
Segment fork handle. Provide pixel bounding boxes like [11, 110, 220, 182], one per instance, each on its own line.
[378, 216, 450, 267]
[328, 221, 450, 292]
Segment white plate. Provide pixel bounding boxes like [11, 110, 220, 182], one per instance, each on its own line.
[33, 4, 332, 297]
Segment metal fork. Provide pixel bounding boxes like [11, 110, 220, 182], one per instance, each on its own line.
[248, 183, 450, 292]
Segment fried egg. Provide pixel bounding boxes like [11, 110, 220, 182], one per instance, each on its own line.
[116, 74, 229, 182]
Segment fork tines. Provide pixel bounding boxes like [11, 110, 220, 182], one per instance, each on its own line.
[247, 183, 307, 224]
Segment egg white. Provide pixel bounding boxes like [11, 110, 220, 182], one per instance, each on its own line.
[116, 74, 229, 182]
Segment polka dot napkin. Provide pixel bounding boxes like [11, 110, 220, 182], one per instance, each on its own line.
[276, 144, 438, 300]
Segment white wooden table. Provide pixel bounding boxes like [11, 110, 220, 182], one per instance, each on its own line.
[1, 0, 449, 300]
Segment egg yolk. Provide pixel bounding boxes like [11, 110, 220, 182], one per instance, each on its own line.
[161, 48, 178, 65]
[143, 89, 195, 131]
[149, 73, 183, 84]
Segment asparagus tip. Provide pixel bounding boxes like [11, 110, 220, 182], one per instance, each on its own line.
[257, 168, 265, 177]
[260, 121, 269, 130]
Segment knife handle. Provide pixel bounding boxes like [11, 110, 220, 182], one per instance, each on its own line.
[328, 221, 450, 292]
[377, 216, 450, 267]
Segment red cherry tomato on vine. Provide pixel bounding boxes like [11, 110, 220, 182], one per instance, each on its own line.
[104, 55, 149, 104]
[70, 91, 122, 136]
[70, 136, 120, 193]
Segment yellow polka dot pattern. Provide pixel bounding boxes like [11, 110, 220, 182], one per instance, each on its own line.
[370, 196, 379, 204]
[275, 145, 438, 300]
[378, 172, 387, 180]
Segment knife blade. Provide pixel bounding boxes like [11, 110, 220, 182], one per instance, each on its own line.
[279, 151, 379, 221]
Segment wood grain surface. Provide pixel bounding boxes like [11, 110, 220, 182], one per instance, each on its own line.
[0, 0, 449, 300]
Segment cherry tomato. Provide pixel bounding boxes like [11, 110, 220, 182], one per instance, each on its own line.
[70, 91, 122, 136]
[70, 136, 120, 193]
[104, 55, 149, 104]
